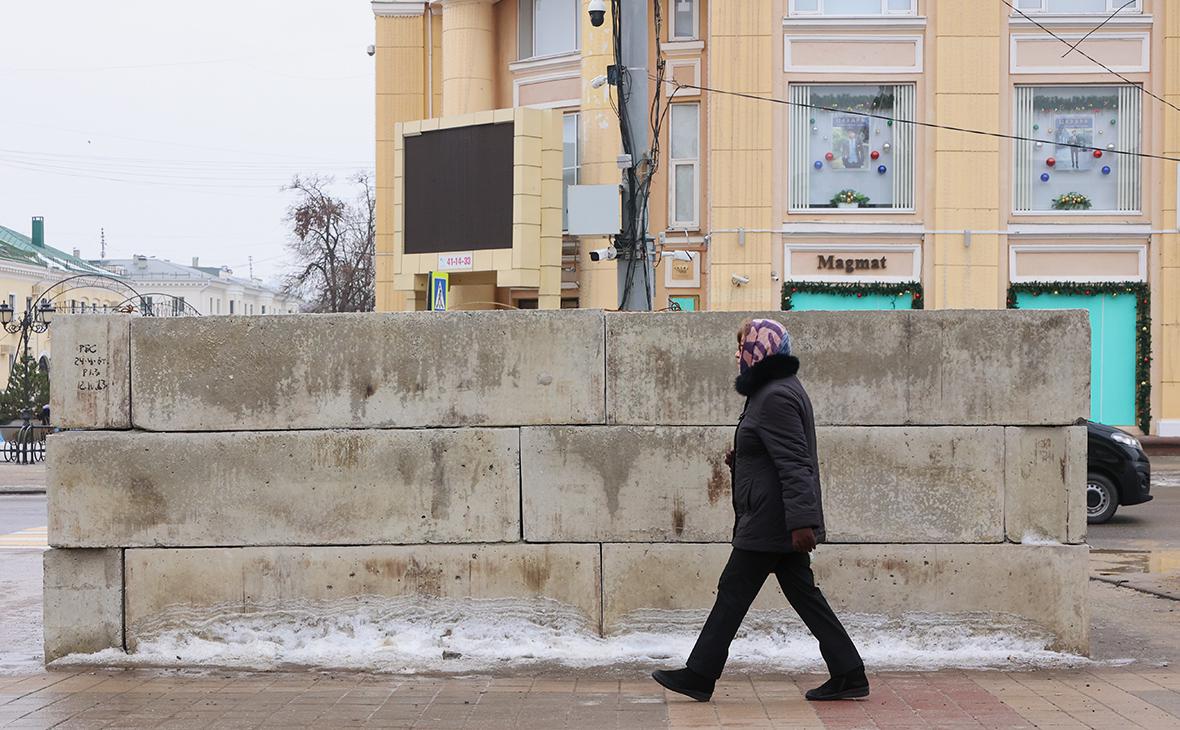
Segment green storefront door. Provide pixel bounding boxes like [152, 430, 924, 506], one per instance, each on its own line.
[789, 291, 912, 311]
[1014, 292, 1136, 426]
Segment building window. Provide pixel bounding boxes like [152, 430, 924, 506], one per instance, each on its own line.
[669, 102, 700, 228]
[1013, 85, 1140, 213]
[790, 0, 916, 15]
[229, 300, 235, 315]
[563, 112, 580, 231]
[519, 0, 579, 60]
[1013, 0, 1141, 13]
[7, 295, 14, 311]
[261, 305, 267, 315]
[140, 296, 153, 316]
[672, 0, 697, 40]
[789, 84, 916, 211]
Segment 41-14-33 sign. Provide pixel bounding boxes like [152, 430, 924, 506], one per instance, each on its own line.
[437, 253, 474, 271]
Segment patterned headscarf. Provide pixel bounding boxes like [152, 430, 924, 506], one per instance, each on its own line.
[739, 319, 792, 376]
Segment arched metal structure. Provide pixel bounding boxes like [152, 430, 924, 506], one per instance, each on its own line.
[110, 292, 203, 317]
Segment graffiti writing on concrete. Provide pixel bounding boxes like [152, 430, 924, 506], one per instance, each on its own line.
[75, 343, 109, 391]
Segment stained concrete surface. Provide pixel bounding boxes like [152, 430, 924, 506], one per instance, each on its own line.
[605, 310, 1089, 427]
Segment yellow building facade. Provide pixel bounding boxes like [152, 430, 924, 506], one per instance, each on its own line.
[373, 0, 1178, 436]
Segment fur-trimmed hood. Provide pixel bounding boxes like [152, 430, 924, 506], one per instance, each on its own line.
[734, 353, 800, 397]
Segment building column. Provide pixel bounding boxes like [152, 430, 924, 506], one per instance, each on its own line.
[1159, 2, 1180, 435]
[439, 0, 497, 116]
[706, 0, 776, 311]
[929, 1, 1003, 310]
[373, 1, 431, 312]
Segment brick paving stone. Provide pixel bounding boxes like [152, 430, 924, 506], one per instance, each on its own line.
[2, 669, 1180, 728]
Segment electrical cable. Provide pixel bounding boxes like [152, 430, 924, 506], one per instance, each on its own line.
[1000, 0, 1180, 116]
[1060, 0, 1137, 58]
[660, 76, 1180, 164]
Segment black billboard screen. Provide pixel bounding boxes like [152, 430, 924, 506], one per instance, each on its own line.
[404, 122, 515, 254]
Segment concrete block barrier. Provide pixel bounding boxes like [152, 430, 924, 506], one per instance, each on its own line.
[521, 426, 735, 542]
[522, 426, 1004, 544]
[128, 311, 606, 431]
[601, 542, 1089, 652]
[43, 548, 124, 662]
[123, 544, 602, 650]
[49, 429, 521, 547]
[48, 315, 131, 429]
[1004, 426, 1088, 544]
[605, 310, 1089, 426]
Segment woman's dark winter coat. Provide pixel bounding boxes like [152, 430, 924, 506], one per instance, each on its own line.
[730, 353, 826, 553]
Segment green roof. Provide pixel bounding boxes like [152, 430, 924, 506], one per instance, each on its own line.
[0, 224, 105, 274]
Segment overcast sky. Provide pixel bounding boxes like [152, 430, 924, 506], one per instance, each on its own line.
[0, 0, 375, 284]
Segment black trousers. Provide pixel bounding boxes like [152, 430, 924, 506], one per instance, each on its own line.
[686, 548, 863, 680]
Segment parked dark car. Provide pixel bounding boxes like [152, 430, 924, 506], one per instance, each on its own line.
[1088, 420, 1152, 524]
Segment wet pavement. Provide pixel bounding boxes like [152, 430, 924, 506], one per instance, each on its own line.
[4, 668, 1180, 729]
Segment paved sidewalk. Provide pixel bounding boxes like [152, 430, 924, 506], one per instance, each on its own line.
[0, 462, 45, 495]
[3, 668, 1180, 729]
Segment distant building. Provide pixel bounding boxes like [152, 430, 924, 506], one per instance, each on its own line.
[0, 217, 125, 381]
[91, 256, 302, 316]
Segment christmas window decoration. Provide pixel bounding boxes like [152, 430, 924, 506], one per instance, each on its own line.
[782, 281, 924, 310]
[1013, 85, 1141, 213]
[789, 84, 916, 211]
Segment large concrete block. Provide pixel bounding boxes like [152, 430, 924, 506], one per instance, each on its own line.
[521, 426, 1003, 544]
[1004, 426, 1088, 544]
[48, 315, 131, 429]
[521, 426, 735, 542]
[819, 427, 1004, 543]
[123, 544, 601, 649]
[49, 429, 521, 547]
[129, 311, 606, 430]
[602, 542, 1089, 653]
[43, 548, 123, 662]
[605, 310, 1089, 426]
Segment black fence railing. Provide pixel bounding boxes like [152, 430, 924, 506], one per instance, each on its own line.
[2, 423, 52, 464]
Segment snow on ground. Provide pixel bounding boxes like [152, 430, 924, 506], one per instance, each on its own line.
[54, 597, 1087, 674]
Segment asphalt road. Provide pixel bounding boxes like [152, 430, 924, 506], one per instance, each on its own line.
[1088, 485, 1180, 551]
[0, 494, 45, 535]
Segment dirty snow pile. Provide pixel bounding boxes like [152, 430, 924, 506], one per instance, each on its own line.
[56, 596, 1086, 673]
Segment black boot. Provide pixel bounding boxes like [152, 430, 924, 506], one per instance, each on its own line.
[651, 667, 715, 702]
[805, 666, 870, 701]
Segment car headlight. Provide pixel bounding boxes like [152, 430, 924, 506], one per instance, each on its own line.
[1110, 431, 1142, 450]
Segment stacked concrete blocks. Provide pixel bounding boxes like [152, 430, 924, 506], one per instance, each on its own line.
[45, 309, 1091, 662]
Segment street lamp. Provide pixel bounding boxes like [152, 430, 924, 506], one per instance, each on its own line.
[0, 300, 54, 335]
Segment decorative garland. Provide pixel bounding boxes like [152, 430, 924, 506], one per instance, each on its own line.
[782, 281, 924, 311]
[1032, 95, 1119, 112]
[1051, 192, 1093, 210]
[811, 91, 895, 111]
[1007, 281, 1151, 433]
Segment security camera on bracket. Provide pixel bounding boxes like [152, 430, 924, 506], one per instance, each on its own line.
[589, 247, 618, 262]
[731, 274, 750, 286]
[588, 0, 606, 27]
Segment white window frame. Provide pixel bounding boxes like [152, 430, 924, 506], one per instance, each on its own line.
[519, 0, 580, 61]
[1012, 0, 1141, 13]
[668, 102, 701, 229]
[562, 111, 580, 232]
[789, 0, 917, 16]
[670, 0, 699, 41]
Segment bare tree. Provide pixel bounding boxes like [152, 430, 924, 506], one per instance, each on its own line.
[282, 173, 375, 312]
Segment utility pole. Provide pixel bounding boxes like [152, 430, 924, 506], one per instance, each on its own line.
[615, 0, 654, 311]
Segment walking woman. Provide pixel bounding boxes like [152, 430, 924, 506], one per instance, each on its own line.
[652, 319, 868, 702]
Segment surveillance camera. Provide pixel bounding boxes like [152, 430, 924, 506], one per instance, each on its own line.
[366, 44, 376, 57]
[731, 274, 750, 286]
[589, 0, 606, 27]
[591, 74, 609, 89]
[589, 247, 617, 262]
[661, 250, 694, 262]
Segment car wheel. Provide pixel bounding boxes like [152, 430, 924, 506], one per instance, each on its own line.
[1087, 473, 1119, 524]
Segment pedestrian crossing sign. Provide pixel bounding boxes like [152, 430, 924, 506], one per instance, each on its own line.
[428, 271, 449, 311]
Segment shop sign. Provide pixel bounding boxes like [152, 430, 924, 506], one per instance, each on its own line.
[817, 255, 887, 274]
